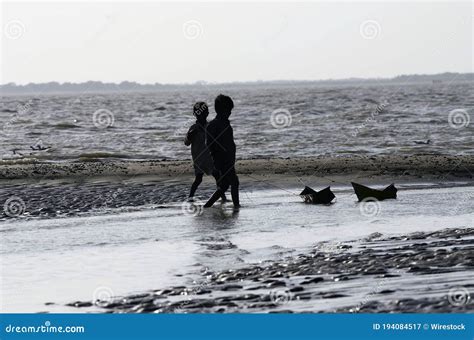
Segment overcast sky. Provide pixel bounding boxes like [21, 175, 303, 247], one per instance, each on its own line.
[1, 1, 472, 84]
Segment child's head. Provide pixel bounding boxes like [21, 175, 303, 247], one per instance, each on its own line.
[214, 94, 234, 117]
[193, 102, 209, 122]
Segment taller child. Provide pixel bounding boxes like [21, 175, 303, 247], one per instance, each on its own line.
[204, 94, 240, 208]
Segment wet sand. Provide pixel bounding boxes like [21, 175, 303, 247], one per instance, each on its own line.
[67, 228, 474, 313]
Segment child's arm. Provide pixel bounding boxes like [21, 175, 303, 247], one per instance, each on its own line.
[184, 126, 195, 146]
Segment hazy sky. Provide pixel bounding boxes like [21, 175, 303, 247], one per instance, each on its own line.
[1, 1, 472, 84]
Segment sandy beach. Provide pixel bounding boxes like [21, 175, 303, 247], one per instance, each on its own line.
[1, 154, 473, 180]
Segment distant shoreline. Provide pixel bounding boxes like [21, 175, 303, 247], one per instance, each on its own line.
[1, 72, 472, 95]
[1, 155, 472, 181]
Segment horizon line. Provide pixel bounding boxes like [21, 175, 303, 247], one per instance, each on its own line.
[2, 71, 473, 87]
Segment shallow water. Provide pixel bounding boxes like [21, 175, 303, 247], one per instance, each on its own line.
[1, 82, 473, 163]
[1, 182, 472, 312]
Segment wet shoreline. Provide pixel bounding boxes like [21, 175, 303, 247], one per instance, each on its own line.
[1, 173, 472, 221]
[67, 228, 474, 313]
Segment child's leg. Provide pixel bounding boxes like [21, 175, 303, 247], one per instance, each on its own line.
[189, 173, 203, 198]
[203, 189, 225, 208]
[229, 172, 240, 207]
[204, 176, 230, 208]
[212, 172, 227, 202]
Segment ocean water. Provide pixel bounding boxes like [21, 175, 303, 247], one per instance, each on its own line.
[0, 82, 472, 163]
[1, 182, 473, 312]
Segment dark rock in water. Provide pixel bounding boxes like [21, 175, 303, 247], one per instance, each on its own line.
[338, 244, 352, 250]
[322, 293, 347, 299]
[221, 284, 243, 291]
[333, 275, 350, 282]
[301, 277, 324, 285]
[382, 274, 400, 278]
[131, 303, 157, 313]
[66, 301, 92, 307]
[269, 310, 294, 313]
[289, 286, 304, 292]
[266, 280, 286, 288]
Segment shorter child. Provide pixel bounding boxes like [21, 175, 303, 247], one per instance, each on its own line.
[185, 102, 226, 201]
